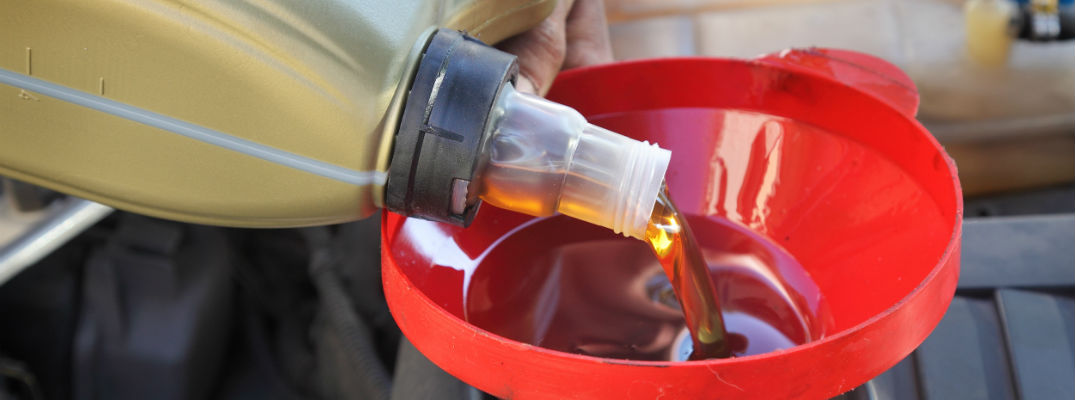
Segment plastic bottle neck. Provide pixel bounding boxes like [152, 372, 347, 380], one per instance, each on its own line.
[385, 29, 671, 239]
[475, 84, 671, 239]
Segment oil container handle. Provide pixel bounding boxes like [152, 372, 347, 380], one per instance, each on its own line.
[755, 48, 919, 118]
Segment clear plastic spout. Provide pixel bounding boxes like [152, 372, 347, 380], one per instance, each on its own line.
[476, 84, 671, 239]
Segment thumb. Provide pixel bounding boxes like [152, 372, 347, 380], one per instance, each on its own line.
[495, 0, 575, 95]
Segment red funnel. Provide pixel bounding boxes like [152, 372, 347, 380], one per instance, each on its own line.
[381, 50, 962, 399]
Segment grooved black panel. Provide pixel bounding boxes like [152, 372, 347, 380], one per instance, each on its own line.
[995, 289, 1075, 400]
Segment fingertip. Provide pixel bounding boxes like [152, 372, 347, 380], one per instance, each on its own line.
[515, 75, 539, 95]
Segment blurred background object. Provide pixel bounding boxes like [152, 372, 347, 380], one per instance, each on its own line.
[605, 0, 1074, 196]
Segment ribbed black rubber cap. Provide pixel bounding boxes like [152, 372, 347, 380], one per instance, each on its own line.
[384, 28, 518, 226]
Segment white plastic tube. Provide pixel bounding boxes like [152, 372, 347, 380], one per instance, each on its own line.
[476, 84, 671, 239]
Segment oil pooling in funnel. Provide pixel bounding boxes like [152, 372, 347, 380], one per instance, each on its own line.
[645, 186, 731, 359]
[458, 208, 827, 362]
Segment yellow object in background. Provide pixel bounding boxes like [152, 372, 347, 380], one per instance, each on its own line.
[964, 0, 1018, 66]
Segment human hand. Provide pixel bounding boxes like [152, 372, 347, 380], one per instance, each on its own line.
[497, 0, 615, 96]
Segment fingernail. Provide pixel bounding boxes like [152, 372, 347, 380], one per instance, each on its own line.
[516, 75, 538, 94]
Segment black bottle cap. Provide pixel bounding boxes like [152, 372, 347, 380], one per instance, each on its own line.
[385, 29, 518, 226]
